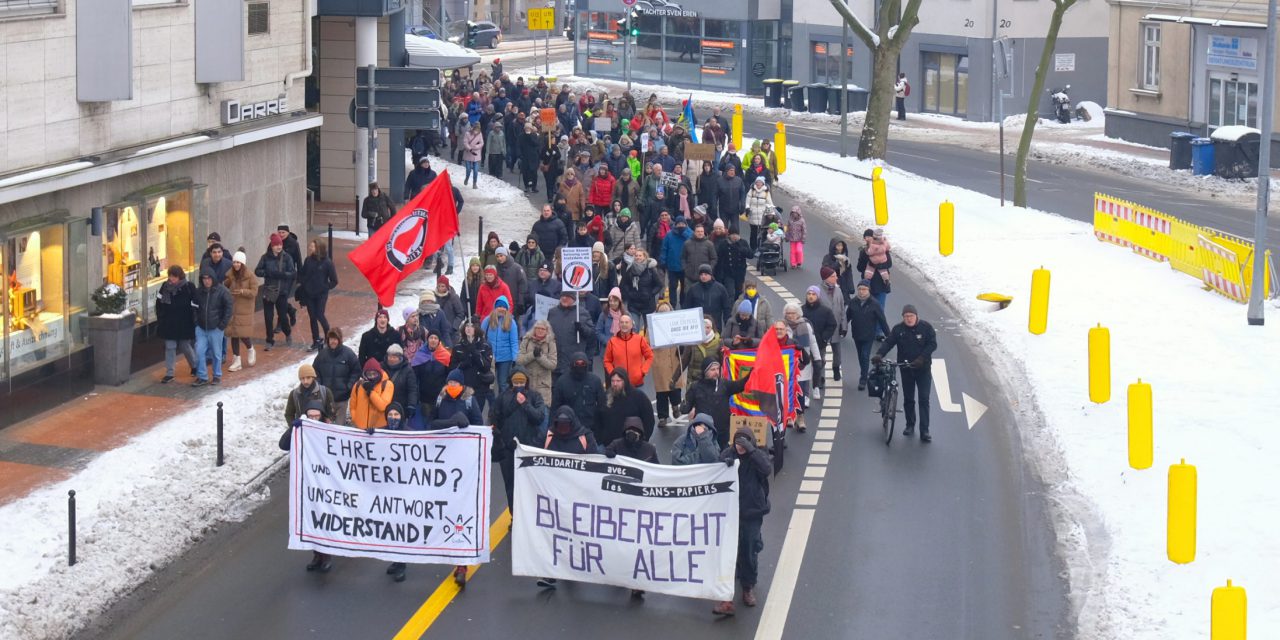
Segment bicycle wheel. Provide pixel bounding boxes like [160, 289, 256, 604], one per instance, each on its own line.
[882, 387, 896, 445]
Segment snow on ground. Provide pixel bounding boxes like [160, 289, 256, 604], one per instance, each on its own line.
[0, 161, 537, 640]
[782, 145, 1280, 639]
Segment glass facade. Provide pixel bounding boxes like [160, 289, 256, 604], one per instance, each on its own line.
[811, 40, 854, 85]
[1, 214, 90, 382]
[574, 7, 777, 94]
[922, 52, 969, 117]
[102, 183, 200, 326]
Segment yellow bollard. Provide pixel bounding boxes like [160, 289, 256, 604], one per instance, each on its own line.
[871, 166, 883, 181]
[774, 121, 787, 175]
[1211, 580, 1247, 640]
[1167, 458, 1197, 564]
[1028, 267, 1050, 335]
[1128, 379, 1153, 470]
[1088, 324, 1110, 403]
[732, 104, 744, 153]
[939, 201, 954, 256]
[872, 177, 888, 225]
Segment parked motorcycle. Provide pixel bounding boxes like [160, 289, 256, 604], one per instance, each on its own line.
[1048, 85, 1072, 124]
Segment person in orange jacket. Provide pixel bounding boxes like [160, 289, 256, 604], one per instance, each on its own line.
[603, 314, 653, 388]
[349, 359, 394, 430]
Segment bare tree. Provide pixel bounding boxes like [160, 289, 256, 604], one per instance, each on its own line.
[1012, 0, 1080, 206]
[826, 0, 923, 160]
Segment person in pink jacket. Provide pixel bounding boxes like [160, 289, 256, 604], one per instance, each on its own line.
[786, 204, 807, 268]
[863, 227, 891, 280]
[462, 122, 485, 188]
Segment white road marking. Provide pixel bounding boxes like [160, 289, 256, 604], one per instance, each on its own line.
[932, 358, 963, 413]
[820, 408, 841, 419]
[803, 466, 827, 478]
[808, 453, 830, 465]
[811, 441, 833, 452]
[963, 393, 989, 430]
[815, 430, 836, 440]
[753, 508, 817, 640]
[795, 493, 820, 506]
[799, 480, 824, 492]
[818, 418, 839, 429]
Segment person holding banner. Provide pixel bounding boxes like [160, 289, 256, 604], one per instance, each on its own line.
[534, 405, 601, 590]
[681, 357, 749, 449]
[605, 417, 659, 465]
[714, 427, 773, 616]
[348, 359, 394, 430]
[449, 319, 496, 414]
[490, 366, 547, 513]
[651, 301, 685, 429]
[283, 364, 336, 425]
[672, 413, 721, 465]
[551, 352, 606, 441]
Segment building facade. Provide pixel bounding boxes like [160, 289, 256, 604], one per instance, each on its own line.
[0, 0, 320, 424]
[1106, 0, 1280, 160]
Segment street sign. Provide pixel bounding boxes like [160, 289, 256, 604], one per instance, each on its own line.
[356, 66, 440, 89]
[348, 99, 442, 129]
[355, 87, 440, 108]
[528, 7, 555, 30]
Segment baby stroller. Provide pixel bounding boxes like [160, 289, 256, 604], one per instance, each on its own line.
[756, 238, 784, 275]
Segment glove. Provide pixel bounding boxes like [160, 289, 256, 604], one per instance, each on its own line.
[533, 347, 542, 358]
[735, 434, 756, 452]
[910, 356, 925, 369]
[725, 458, 735, 467]
[291, 419, 303, 428]
[365, 427, 376, 435]
[871, 354, 883, 365]
[574, 321, 583, 333]
[839, 329, 847, 338]
[605, 449, 617, 459]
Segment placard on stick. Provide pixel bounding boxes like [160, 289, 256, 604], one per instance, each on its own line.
[730, 415, 770, 447]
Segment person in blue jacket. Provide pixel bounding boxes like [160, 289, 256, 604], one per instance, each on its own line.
[482, 296, 521, 393]
[659, 217, 692, 306]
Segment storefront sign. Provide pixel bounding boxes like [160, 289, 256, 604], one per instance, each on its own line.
[287, 420, 493, 564]
[6, 315, 63, 362]
[1208, 35, 1258, 71]
[1054, 53, 1075, 72]
[645, 6, 697, 17]
[510, 443, 739, 600]
[220, 97, 290, 125]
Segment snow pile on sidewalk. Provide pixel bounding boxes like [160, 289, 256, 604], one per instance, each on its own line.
[0, 166, 539, 640]
[782, 146, 1280, 639]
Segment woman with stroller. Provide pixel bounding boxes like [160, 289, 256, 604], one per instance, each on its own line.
[746, 176, 774, 252]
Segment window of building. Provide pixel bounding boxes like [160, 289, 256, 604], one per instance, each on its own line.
[1208, 76, 1259, 128]
[247, 1, 269, 35]
[922, 52, 969, 117]
[810, 41, 852, 85]
[1141, 23, 1160, 90]
[103, 187, 196, 325]
[2, 216, 88, 382]
[0, 0, 59, 18]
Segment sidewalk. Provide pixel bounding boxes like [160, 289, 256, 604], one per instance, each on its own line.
[0, 213, 378, 507]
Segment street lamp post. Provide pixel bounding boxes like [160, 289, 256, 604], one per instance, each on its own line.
[1248, 0, 1277, 325]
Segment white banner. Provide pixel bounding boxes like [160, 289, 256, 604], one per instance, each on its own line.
[511, 444, 739, 600]
[534, 294, 557, 322]
[287, 420, 493, 564]
[560, 246, 594, 292]
[647, 306, 706, 348]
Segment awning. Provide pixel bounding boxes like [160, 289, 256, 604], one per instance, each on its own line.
[404, 34, 481, 69]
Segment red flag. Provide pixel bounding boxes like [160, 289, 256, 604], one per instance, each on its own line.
[349, 171, 459, 307]
[746, 328, 787, 396]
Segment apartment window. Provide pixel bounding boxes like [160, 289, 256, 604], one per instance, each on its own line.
[247, 1, 269, 35]
[0, 0, 59, 18]
[1141, 23, 1160, 90]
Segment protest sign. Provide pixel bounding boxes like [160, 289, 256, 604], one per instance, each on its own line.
[684, 143, 716, 162]
[560, 246, 594, 292]
[287, 420, 493, 564]
[540, 108, 557, 127]
[593, 117, 612, 132]
[730, 415, 770, 447]
[534, 294, 557, 322]
[511, 444, 739, 600]
[647, 307, 706, 348]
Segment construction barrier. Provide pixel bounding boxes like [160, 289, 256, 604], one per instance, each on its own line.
[1093, 193, 1275, 303]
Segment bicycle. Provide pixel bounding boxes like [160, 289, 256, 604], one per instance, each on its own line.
[871, 361, 909, 445]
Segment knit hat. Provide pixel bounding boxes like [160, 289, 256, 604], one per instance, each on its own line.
[402, 307, 416, 320]
[438, 275, 451, 288]
[469, 257, 481, 268]
[386, 343, 405, 359]
[702, 356, 721, 375]
[298, 364, 317, 379]
[420, 290, 437, 303]
[269, 233, 283, 247]
[375, 308, 390, 322]
[484, 265, 498, 275]
[619, 208, 632, 218]
[232, 250, 247, 264]
[806, 285, 821, 296]
[494, 296, 510, 310]
[873, 228, 885, 239]
[510, 371, 529, 385]
[698, 264, 713, 276]
[447, 369, 466, 385]
[754, 176, 766, 184]
[857, 279, 872, 289]
[713, 218, 725, 230]
[207, 232, 221, 242]
[539, 261, 553, 272]
[738, 300, 753, 314]
[820, 266, 835, 280]
[363, 359, 383, 374]
[768, 222, 780, 231]
[496, 245, 510, 257]
[277, 224, 291, 233]
[902, 304, 918, 317]
[592, 241, 605, 255]
[559, 290, 576, 300]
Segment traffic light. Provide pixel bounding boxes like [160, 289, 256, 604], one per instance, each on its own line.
[629, 9, 640, 36]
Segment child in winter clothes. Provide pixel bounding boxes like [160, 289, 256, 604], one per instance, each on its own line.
[786, 205, 807, 268]
[863, 228, 891, 281]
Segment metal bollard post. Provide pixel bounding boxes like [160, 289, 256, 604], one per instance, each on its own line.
[477, 215, 485, 258]
[354, 196, 361, 236]
[327, 222, 334, 255]
[68, 490, 76, 566]
[216, 401, 225, 467]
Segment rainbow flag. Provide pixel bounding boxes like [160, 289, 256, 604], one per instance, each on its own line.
[723, 347, 800, 421]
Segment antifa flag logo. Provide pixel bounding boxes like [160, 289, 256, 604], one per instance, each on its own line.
[385, 208, 429, 271]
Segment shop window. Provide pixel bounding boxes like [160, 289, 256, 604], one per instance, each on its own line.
[102, 187, 196, 325]
[704, 20, 740, 39]
[921, 51, 968, 117]
[811, 41, 852, 85]
[2, 220, 80, 381]
[1141, 23, 1160, 90]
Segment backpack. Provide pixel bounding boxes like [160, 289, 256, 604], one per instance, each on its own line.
[903, 81, 911, 97]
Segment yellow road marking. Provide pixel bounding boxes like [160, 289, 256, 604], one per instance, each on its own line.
[393, 508, 512, 640]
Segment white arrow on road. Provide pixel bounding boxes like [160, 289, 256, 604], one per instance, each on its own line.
[932, 359, 988, 430]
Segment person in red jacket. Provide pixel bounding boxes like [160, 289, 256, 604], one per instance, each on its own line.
[583, 206, 606, 244]
[603, 315, 653, 388]
[474, 265, 513, 320]
[587, 164, 616, 210]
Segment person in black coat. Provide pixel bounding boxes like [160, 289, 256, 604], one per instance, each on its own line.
[715, 427, 772, 615]
[605, 417, 659, 463]
[802, 286, 838, 390]
[450, 318, 496, 413]
[551, 352, 606, 440]
[255, 234, 297, 349]
[680, 356, 748, 449]
[846, 280, 891, 390]
[543, 405, 599, 456]
[313, 327, 361, 403]
[619, 250, 663, 322]
[404, 157, 439, 200]
[489, 366, 547, 512]
[357, 309, 401, 365]
[716, 165, 747, 232]
[685, 265, 733, 331]
[599, 367, 656, 444]
[298, 239, 339, 350]
[530, 204, 569, 257]
[714, 228, 752, 299]
[155, 265, 197, 383]
[520, 127, 543, 193]
[695, 161, 720, 222]
[547, 293, 597, 375]
[382, 344, 420, 425]
[874, 304, 938, 442]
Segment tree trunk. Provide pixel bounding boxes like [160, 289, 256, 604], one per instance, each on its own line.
[1013, 1, 1074, 207]
[859, 46, 902, 160]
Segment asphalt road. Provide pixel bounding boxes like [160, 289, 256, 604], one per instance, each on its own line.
[79, 168, 1070, 638]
